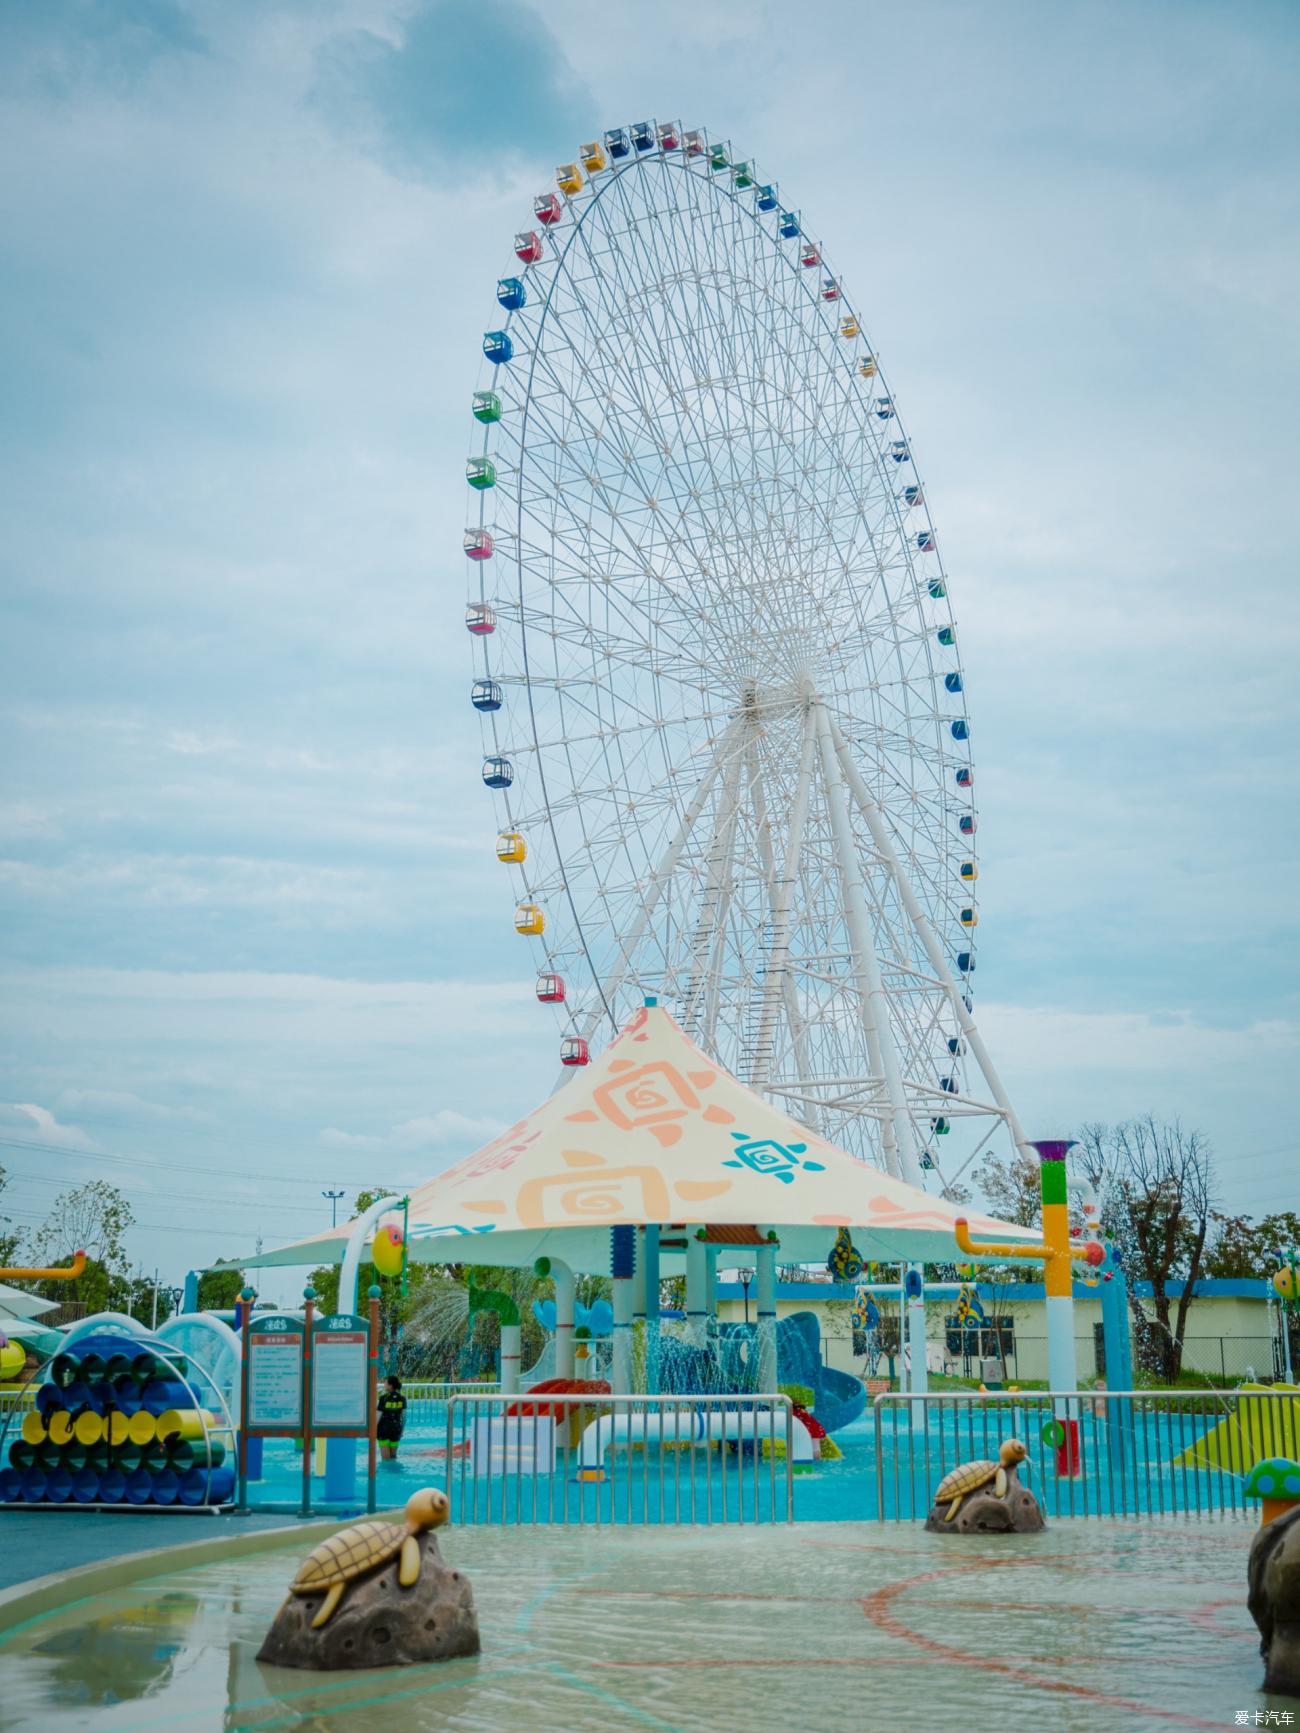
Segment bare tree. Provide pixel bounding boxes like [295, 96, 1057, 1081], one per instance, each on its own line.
[1078, 1117, 1215, 1382]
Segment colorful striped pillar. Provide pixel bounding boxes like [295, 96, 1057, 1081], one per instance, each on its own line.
[1032, 1139, 1079, 1393]
[610, 1225, 635, 1394]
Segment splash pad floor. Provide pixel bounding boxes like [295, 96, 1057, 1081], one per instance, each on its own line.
[0, 1515, 1280, 1731]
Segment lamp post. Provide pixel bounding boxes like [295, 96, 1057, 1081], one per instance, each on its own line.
[322, 1188, 346, 1228]
[736, 1267, 755, 1327]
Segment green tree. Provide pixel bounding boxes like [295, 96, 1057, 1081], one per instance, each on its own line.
[1077, 1116, 1215, 1382]
[33, 1181, 135, 1312]
[0, 1164, 21, 1269]
[198, 1266, 247, 1310]
[1204, 1211, 1300, 1281]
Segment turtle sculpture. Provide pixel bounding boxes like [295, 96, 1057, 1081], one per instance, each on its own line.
[932, 1437, 1033, 1524]
[290, 1486, 449, 1628]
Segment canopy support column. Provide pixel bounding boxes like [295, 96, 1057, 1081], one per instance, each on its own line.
[814, 702, 922, 1184]
[756, 1235, 778, 1392]
[686, 1231, 709, 1346]
[643, 1224, 661, 1394]
[536, 1256, 575, 1382]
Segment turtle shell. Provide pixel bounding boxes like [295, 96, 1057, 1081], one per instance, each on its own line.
[934, 1458, 999, 1503]
[291, 1519, 405, 1589]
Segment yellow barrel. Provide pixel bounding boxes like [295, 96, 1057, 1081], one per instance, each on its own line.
[48, 1411, 73, 1446]
[155, 1409, 209, 1443]
[73, 1410, 105, 1446]
[107, 1411, 130, 1447]
[127, 1410, 156, 1446]
[20, 1411, 47, 1446]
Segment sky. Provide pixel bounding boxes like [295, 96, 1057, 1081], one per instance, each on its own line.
[1, 0, 1297, 1300]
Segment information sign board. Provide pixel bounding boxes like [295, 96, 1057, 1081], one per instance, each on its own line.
[311, 1312, 370, 1432]
[246, 1313, 304, 1432]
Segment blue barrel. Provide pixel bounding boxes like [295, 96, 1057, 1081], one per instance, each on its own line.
[20, 1468, 46, 1502]
[45, 1467, 73, 1503]
[36, 1383, 66, 1418]
[141, 1379, 190, 1416]
[62, 1380, 104, 1416]
[125, 1469, 153, 1505]
[179, 1464, 234, 1506]
[152, 1470, 180, 1506]
[72, 1469, 100, 1504]
[98, 1468, 127, 1504]
[111, 1375, 143, 1415]
[75, 1353, 107, 1385]
[0, 1466, 22, 1502]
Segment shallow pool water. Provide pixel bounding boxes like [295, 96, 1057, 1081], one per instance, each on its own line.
[0, 1515, 1279, 1731]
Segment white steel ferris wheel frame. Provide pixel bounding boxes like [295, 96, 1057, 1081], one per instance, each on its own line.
[464, 122, 1030, 1190]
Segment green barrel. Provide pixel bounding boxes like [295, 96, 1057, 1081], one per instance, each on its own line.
[103, 1353, 134, 1382]
[61, 1443, 88, 1474]
[167, 1436, 226, 1472]
[76, 1353, 107, 1385]
[111, 1443, 143, 1475]
[7, 1439, 36, 1473]
[141, 1442, 169, 1476]
[49, 1352, 80, 1389]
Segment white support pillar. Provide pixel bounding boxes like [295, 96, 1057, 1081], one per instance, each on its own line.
[612, 1277, 634, 1394]
[500, 1323, 521, 1397]
[536, 1255, 575, 1381]
[814, 702, 924, 1185]
[830, 719, 1031, 1158]
[756, 1236, 778, 1392]
[750, 706, 817, 1089]
[683, 734, 746, 1045]
[685, 1231, 709, 1346]
[339, 1193, 404, 1314]
[578, 721, 742, 1049]
[743, 715, 823, 1132]
[906, 1269, 929, 1396]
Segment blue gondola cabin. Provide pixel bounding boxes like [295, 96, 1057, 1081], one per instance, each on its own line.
[482, 331, 513, 366]
[471, 679, 502, 712]
[959, 813, 976, 835]
[605, 127, 630, 158]
[497, 277, 527, 311]
[482, 756, 513, 789]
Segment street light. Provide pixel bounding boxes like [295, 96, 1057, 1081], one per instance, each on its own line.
[322, 1188, 346, 1228]
[736, 1267, 755, 1327]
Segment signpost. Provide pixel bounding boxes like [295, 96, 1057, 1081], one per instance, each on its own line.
[237, 1286, 382, 1514]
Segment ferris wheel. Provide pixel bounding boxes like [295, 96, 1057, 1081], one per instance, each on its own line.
[463, 121, 1030, 1189]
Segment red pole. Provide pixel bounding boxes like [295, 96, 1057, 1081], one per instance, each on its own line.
[301, 1287, 315, 1518]
[367, 1285, 380, 1514]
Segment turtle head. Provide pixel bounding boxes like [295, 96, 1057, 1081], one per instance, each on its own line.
[405, 1486, 450, 1534]
[999, 1437, 1028, 1467]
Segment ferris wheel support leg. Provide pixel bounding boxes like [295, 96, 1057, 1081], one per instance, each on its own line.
[828, 719, 1031, 1159]
[813, 703, 923, 1186]
[749, 706, 817, 1092]
[578, 722, 743, 1047]
[683, 730, 747, 1048]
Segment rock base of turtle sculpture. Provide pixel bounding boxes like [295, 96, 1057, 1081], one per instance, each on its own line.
[925, 1471, 1045, 1534]
[257, 1531, 479, 1671]
[1248, 1504, 1300, 1697]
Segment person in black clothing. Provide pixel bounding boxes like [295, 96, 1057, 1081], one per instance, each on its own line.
[377, 1374, 406, 1463]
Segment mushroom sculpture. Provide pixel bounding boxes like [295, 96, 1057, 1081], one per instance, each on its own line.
[1244, 1457, 1300, 1527]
